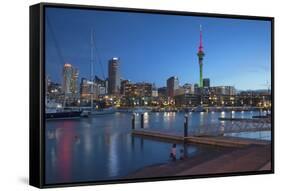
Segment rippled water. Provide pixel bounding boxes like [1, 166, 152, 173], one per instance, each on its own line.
[45, 111, 270, 184]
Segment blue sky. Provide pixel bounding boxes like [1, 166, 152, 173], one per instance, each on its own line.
[45, 7, 271, 90]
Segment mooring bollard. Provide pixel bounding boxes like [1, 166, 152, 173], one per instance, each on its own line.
[132, 113, 135, 129]
[184, 114, 188, 137]
[141, 113, 144, 128]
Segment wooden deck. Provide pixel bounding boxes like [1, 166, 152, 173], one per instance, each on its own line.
[132, 129, 270, 148]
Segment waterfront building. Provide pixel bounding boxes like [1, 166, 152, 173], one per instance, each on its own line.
[121, 82, 153, 106]
[174, 93, 201, 107]
[62, 63, 79, 97]
[210, 86, 236, 96]
[108, 57, 121, 95]
[80, 78, 92, 100]
[124, 82, 152, 98]
[197, 25, 205, 88]
[121, 79, 130, 95]
[94, 75, 107, 96]
[167, 76, 179, 98]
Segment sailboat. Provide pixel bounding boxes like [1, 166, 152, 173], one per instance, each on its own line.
[89, 29, 115, 116]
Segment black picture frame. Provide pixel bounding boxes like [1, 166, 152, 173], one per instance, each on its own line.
[30, 2, 274, 188]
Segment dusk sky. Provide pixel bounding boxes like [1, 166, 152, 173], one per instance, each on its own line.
[45, 7, 271, 90]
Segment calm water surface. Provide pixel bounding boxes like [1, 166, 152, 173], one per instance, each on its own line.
[45, 111, 270, 184]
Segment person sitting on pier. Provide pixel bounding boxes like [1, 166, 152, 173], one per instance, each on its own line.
[170, 144, 177, 161]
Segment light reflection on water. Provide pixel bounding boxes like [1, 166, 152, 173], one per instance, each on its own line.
[45, 111, 270, 184]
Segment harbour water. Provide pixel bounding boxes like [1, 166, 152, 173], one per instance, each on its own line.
[45, 111, 271, 184]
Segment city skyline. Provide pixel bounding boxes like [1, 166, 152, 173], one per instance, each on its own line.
[45, 7, 271, 90]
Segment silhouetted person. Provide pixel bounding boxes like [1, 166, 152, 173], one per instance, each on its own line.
[170, 144, 177, 161]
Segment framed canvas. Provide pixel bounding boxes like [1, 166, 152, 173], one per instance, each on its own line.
[29, 2, 274, 188]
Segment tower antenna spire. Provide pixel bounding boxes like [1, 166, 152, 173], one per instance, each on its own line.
[197, 24, 205, 88]
[199, 24, 203, 52]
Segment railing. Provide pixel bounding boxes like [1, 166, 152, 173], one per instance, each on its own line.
[189, 118, 271, 136]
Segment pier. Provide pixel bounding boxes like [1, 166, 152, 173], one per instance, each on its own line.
[131, 114, 271, 147]
[129, 115, 271, 178]
[132, 129, 270, 148]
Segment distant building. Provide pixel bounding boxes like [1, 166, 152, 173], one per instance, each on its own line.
[80, 78, 91, 100]
[152, 84, 158, 97]
[182, 83, 193, 94]
[194, 83, 200, 95]
[47, 81, 63, 101]
[203, 78, 210, 88]
[124, 82, 152, 98]
[167, 76, 179, 97]
[174, 93, 201, 107]
[94, 75, 107, 96]
[108, 57, 120, 95]
[174, 87, 186, 96]
[211, 86, 236, 95]
[120, 79, 130, 95]
[158, 87, 167, 98]
[62, 63, 79, 96]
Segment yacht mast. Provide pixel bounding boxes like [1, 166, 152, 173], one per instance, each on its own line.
[91, 28, 94, 111]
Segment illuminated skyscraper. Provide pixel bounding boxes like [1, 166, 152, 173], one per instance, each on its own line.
[197, 25, 205, 88]
[108, 57, 120, 95]
[62, 63, 79, 96]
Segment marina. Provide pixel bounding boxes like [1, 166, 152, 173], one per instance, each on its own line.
[45, 110, 271, 184]
[42, 8, 273, 186]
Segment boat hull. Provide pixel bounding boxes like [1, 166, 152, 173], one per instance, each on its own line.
[46, 111, 82, 120]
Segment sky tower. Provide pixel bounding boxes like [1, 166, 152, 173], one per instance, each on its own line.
[197, 25, 205, 88]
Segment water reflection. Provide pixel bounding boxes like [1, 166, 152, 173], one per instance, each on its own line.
[57, 121, 76, 182]
[108, 133, 119, 177]
[45, 111, 268, 184]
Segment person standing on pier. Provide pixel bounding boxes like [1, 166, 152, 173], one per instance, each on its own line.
[170, 144, 177, 161]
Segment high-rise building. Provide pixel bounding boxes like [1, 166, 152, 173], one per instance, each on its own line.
[203, 78, 210, 88]
[197, 25, 205, 88]
[62, 63, 79, 96]
[108, 57, 120, 95]
[167, 76, 179, 98]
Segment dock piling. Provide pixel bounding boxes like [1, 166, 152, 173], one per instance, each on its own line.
[141, 113, 144, 128]
[184, 114, 188, 137]
[132, 113, 135, 129]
